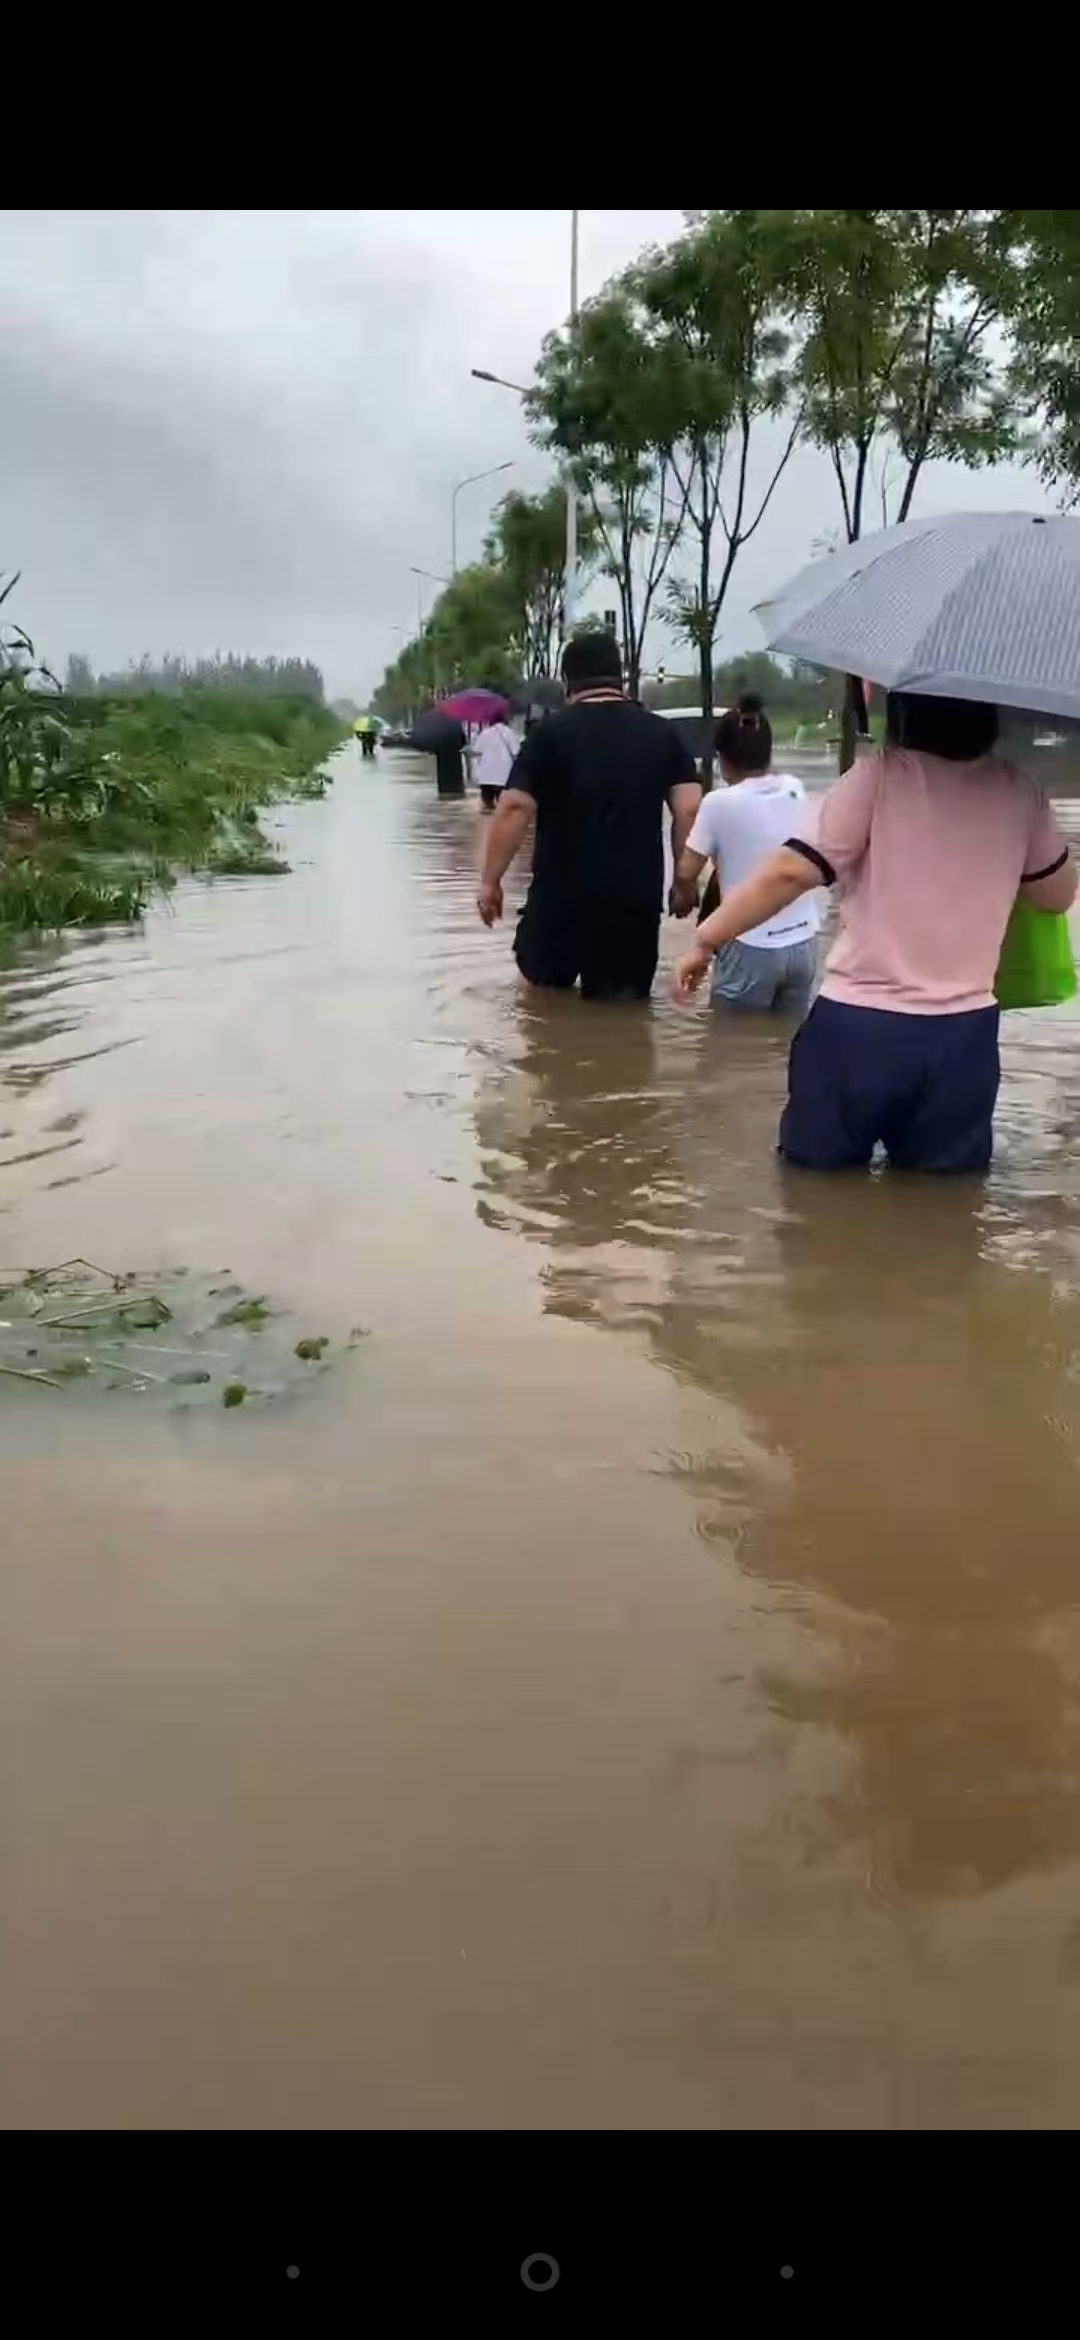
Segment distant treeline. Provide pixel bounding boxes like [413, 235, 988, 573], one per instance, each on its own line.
[642, 653, 836, 719]
[64, 652, 327, 704]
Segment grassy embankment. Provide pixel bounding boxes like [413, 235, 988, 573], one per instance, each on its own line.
[0, 678, 344, 944]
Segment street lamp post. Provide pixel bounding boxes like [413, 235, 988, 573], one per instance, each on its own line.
[564, 207, 579, 633]
[409, 566, 450, 697]
[451, 461, 514, 575]
[471, 201, 582, 647]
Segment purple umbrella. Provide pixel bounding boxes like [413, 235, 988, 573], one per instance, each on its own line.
[437, 687, 509, 727]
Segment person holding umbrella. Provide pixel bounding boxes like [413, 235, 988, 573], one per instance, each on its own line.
[674, 688, 1076, 1171]
[430, 687, 510, 803]
[409, 710, 468, 798]
[674, 511, 1080, 1172]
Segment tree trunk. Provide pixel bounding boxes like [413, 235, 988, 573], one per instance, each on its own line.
[697, 509, 715, 778]
[698, 632, 714, 781]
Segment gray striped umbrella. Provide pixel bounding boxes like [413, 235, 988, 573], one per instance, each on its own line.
[754, 510, 1080, 723]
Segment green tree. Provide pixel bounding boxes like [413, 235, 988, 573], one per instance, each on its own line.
[372, 560, 524, 724]
[787, 207, 1021, 763]
[531, 286, 691, 700]
[634, 210, 803, 728]
[373, 633, 432, 726]
[1003, 209, 1080, 499]
[426, 562, 519, 697]
[484, 485, 597, 679]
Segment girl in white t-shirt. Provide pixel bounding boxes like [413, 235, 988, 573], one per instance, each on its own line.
[671, 695, 820, 1014]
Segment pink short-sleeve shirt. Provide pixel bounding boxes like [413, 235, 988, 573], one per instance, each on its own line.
[799, 748, 1071, 1014]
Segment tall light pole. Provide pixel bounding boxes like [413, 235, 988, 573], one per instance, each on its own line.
[451, 461, 513, 575]
[471, 202, 582, 648]
[409, 566, 450, 698]
[564, 208, 579, 635]
[409, 564, 449, 625]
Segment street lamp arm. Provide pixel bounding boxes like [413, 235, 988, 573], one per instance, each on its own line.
[472, 209, 578, 639]
[450, 459, 514, 573]
[470, 368, 533, 399]
[454, 461, 514, 497]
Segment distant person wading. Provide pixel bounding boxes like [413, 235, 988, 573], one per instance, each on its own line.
[434, 725, 466, 799]
[477, 633, 702, 1001]
[471, 715, 518, 812]
[674, 692, 1077, 1172]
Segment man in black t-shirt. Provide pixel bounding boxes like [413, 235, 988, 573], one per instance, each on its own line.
[476, 634, 701, 1000]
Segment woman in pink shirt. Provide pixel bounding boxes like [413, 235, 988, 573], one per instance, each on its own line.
[673, 692, 1077, 1172]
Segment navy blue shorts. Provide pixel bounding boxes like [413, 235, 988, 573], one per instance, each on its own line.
[779, 996, 1001, 1173]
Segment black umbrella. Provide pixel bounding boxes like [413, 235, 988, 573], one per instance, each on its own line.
[409, 710, 465, 753]
[509, 678, 563, 716]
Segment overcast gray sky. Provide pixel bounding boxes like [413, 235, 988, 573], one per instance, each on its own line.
[0, 209, 1054, 701]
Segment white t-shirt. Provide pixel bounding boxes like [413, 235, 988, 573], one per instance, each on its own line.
[686, 773, 822, 949]
[473, 721, 518, 790]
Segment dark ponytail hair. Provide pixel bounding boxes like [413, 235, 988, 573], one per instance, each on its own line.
[714, 692, 773, 775]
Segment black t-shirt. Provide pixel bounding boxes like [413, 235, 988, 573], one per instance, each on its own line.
[509, 697, 697, 912]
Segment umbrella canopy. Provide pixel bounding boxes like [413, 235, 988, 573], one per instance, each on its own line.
[353, 715, 381, 735]
[509, 677, 564, 715]
[437, 687, 509, 727]
[409, 710, 465, 754]
[755, 510, 1080, 725]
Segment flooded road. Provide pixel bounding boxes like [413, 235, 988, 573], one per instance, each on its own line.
[5, 742, 1080, 2129]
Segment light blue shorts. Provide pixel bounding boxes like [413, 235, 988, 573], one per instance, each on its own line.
[711, 936, 817, 1017]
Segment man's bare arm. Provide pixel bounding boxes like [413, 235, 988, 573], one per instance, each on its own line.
[477, 786, 534, 925]
[668, 779, 703, 866]
[674, 843, 708, 888]
[669, 838, 708, 919]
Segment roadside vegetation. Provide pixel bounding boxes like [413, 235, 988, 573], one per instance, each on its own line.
[0, 587, 343, 945]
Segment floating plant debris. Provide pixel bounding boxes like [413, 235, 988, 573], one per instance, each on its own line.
[0, 1258, 363, 1410]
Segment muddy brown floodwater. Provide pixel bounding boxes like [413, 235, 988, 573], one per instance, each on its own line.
[5, 743, 1080, 2129]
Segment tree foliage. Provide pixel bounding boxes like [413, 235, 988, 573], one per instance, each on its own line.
[427, 562, 520, 698]
[787, 208, 1021, 546]
[1003, 209, 1080, 501]
[372, 487, 598, 720]
[371, 208, 1078, 755]
[484, 485, 597, 679]
[530, 285, 689, 699]
[782, 206, 1023, 762]
[633, 210, 803, 722]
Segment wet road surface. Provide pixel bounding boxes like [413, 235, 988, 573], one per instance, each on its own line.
[4, 744, 1080, 2128]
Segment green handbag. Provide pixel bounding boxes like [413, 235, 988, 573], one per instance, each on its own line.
[994, 895, 1077, 1010]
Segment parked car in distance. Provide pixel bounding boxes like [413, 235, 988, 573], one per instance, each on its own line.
[657, 704, 728, 771]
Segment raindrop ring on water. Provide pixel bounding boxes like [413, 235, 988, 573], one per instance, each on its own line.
[520, 2253, 560, 2291]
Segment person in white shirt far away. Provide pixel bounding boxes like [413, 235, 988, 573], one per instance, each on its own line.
[472, 717, 520, 812]
[670, 694, 821, 1016]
